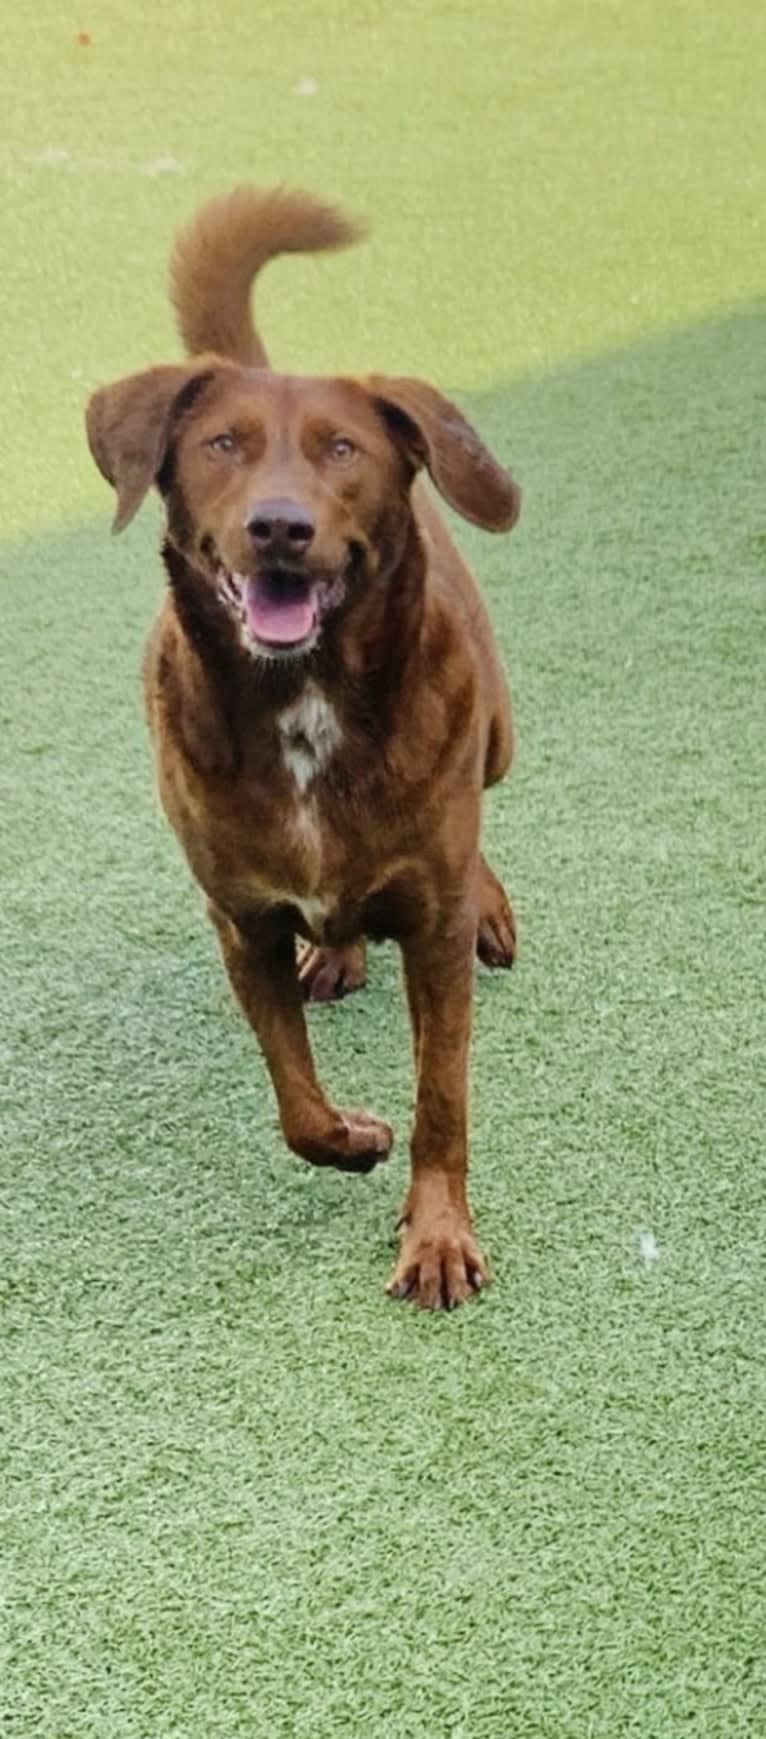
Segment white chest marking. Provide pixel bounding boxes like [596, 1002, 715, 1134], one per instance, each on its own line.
[278, 686, 343, 794]
[292, 802, 319, 846]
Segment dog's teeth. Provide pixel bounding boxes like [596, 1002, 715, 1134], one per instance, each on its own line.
[216, 566, 244, 610]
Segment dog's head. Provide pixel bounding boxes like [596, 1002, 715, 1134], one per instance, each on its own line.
[86, 362, 521, 662]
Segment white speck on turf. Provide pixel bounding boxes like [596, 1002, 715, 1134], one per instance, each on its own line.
[639, 1231, 660, 1264]
[29, 147, 70, 165]
[142, 155, 184, 176]
[294, 77, 318, 96]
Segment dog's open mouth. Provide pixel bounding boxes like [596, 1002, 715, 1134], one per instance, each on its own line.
[216, 554, 356, 656]
[217, 567, 319, 652]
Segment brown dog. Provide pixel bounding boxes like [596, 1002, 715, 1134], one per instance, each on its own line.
[86, 186, 522, 1308]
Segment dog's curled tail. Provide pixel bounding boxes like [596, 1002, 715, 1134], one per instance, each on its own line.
[169, 184, 365, 367]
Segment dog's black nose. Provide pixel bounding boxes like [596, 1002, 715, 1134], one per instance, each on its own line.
[246, 498, 315, 554]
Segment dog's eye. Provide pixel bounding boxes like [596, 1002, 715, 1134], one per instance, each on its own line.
[328, 435, 357, 463]
[206, 432, 236, 454]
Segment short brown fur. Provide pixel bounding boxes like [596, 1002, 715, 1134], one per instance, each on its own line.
[86, 184, 522, 1309]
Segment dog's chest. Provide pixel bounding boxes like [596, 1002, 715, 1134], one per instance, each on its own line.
[277, 686, 343, 795]
[257, 685, 348, 936]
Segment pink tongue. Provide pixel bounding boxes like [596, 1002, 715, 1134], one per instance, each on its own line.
[244, 576, 316, 645]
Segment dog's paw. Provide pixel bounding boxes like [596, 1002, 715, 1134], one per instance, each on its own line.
[476, 884, 517, 969]
[298, 941, 367, 1002]
[287, 1106, 393, 1174]
[386, 1214, 489, 1309]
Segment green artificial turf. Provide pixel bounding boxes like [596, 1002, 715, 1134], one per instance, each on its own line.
[2, 2, 766, 1734]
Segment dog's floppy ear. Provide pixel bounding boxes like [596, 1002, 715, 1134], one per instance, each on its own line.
[85, 364, 216, 532]
[366, 374, 521, 533]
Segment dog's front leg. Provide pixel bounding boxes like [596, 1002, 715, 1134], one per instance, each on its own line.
[209, 905, 392, 1173]
[388, 909, 489, 1308]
